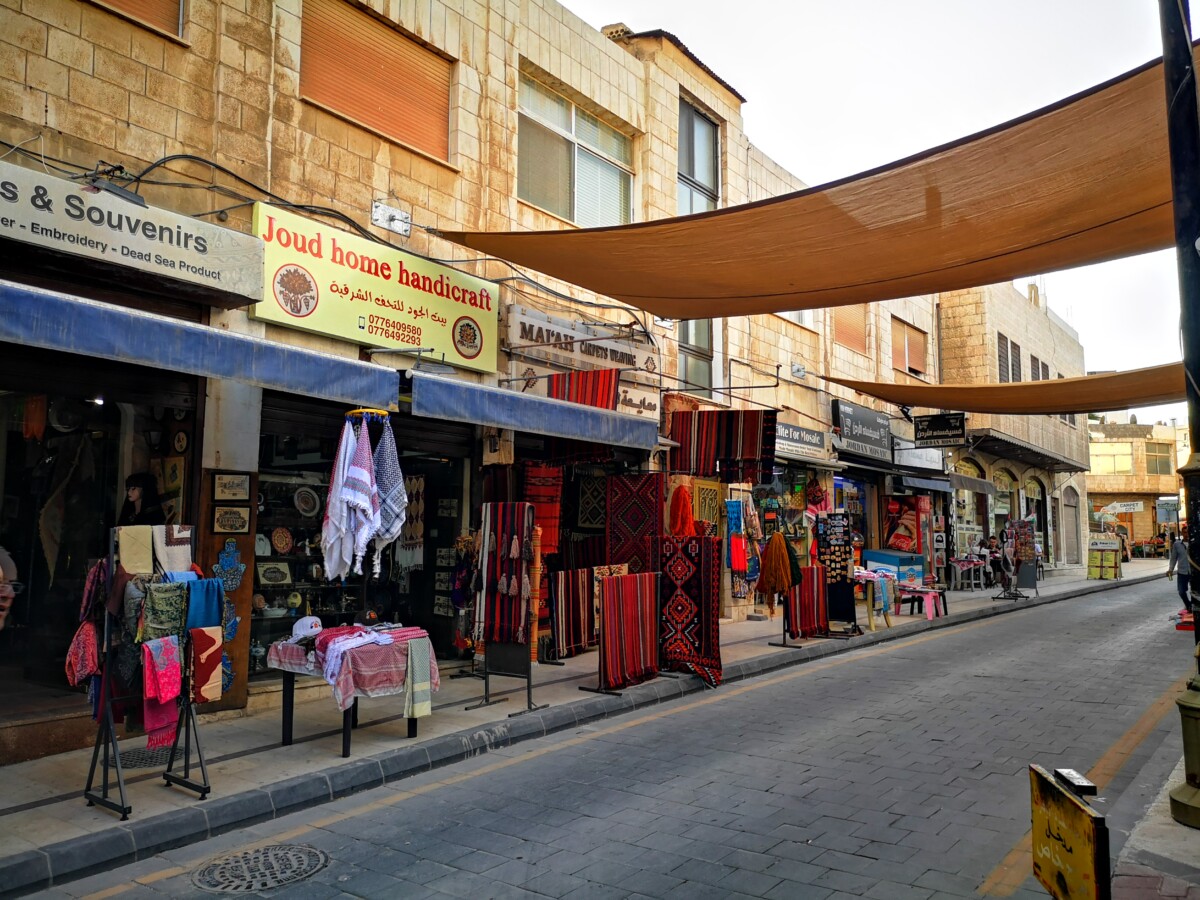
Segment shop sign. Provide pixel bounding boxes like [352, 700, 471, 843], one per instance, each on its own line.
[775, 422, 828, 461]
[914, 412, 966, 447]
[1028, 764, 1109, 900]
[505, 306, 658, 387]
[1101, 501, 1143, 514]
[1156, 497, 1180, 521]
[832, 399, 892, 462]
[894, 438, 945, 471]
[0, 158, 262, 301]
[251, 203, 498, 374]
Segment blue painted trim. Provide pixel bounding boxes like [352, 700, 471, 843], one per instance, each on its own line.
[0, 280, 398, 410]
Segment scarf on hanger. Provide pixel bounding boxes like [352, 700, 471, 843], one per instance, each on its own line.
[191, 626, 223, 703]
[142, 636, 181, 749]
[153, 525, 193, 574]
[343, 421, 381, 575]
[371, 423, 408, 576]
[322, 419, 357, 581]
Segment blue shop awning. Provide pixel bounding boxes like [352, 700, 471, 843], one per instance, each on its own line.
[0, 280, 399, 410]
[410, 372, 659, 450]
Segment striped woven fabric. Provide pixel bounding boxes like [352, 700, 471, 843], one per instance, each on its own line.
[474, 502, 536, 644]
[523, 463, 563, 555]
[668, 410, 779, 483]
[591, 564, 627, 642]
[598, 572, 660, 691]
[546, 368, 622, 410]
[798, 565, 829, 637]
[548, 568, 593, 659]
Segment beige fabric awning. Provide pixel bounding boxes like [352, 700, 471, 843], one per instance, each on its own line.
[443, 50, 1187, 320]
[824, 363, 1184, 415]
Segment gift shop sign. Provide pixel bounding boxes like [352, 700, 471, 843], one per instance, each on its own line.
[832, 399, 892, 462]
[251, 204, 498, 374]
[775, 422, 829, 461]
[914, 412, 966, 447]
[0, 159, 262, 302]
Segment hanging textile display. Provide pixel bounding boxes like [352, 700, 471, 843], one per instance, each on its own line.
[22, 394, 47, 441]
[756, 532, 794, 613]
[142, 635, 182, 749]
[564, 534, 606, 570]
[798, 565, 829, 637]
[576, 476, 607, 530]
[668, 484, 697, 537]
[117, 526, 155, 577]
[345, 419, 381, 574]
[395, 474, 426, 572]
[668, 410, 778, 483]
[523, 464, 563, 555]
[474, 502, 536, 644]
[546, 368, 622, 410]
[606, 472, 666, 574]
[184, 578, 223, 631]
[658, 536, 723, 686]
[372, 423, 408, 576]
[597, 571, 660, 691]
[548, 568, 593, 659]
[190, 626, 224, 703]
[481, 426, 515, 466]
[322, 419, 357, 582]
[152, 525, 193, 574]
[591, 563, 628, 642]
[141, 581, 189, 642]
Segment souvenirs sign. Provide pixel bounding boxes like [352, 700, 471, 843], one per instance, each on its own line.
[251, 204, 499, 374]
[0, 159, 261, 302]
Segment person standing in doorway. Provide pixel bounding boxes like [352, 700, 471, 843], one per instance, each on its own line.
[0, 546, 19, 631]
[1166, 532, 1194, 613]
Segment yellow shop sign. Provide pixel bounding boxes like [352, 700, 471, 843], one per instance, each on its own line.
[250, 204, 498, 373]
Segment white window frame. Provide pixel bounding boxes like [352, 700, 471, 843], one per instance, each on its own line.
[777, 309, 816, 330]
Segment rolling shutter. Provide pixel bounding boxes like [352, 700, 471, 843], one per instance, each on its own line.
[301, 0, 452, 161]
[905, 323, 926, 373]
[834, 305, 868, 355]
[997, 333, 1010, 383]
[96, 0, 182, 35]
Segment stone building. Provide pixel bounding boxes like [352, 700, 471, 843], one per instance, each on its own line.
[1087, 421, 1181, 544]
[939, 282, 1090, 569]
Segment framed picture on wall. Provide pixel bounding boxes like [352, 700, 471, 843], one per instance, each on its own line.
[213, 473, 252, 502]
[256, 561, 292, 587]
[213, 505, 251, 534]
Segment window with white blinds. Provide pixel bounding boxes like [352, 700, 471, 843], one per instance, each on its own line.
[518, 75, 633, 227]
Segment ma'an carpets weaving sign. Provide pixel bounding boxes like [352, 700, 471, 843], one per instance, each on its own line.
[251, 203, 498, 373]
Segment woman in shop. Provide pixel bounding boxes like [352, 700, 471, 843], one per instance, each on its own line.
[0, 546, 18, 630]
[118, 472, 165, 526]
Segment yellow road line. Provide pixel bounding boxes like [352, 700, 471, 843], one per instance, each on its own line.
[978, 672, 1192, 896]
[76, 613, 1109, 898]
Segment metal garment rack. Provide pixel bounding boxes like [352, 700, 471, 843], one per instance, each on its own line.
[84, 527, 210, 819]
[465, 603, 547, 717]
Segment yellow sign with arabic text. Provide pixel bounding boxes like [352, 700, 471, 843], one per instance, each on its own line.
[250, 204, 498, 373]
[1029, 765, 1110, 900]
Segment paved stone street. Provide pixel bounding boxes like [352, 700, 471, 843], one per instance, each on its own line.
[33, 580, 1197, 899]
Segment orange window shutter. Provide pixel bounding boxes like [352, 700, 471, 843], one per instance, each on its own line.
[906, 325, 926, 373]
[890, 318, 906, 370]
[835, 305, 868, 355]
[301, 0, 452, 161]
[98, 0, 182, 34]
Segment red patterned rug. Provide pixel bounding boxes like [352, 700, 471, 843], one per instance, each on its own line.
[523, 463, 563, 555]
[658, 536, 723, 686]
[606, 473, 665, 574]
[597, 571, 660, 691]
[548, 568, 593, 659]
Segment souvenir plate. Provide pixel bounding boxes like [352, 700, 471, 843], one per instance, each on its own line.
[271, 527, 294, 555]
[294, 486, 321, 518]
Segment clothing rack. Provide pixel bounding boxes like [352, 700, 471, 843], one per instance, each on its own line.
[83, 526, 211, 819]
[463, 600, 546, 716]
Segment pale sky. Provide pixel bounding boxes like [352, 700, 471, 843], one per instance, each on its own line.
[561, 0, 1188, 426]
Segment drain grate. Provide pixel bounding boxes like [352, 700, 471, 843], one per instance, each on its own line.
[192, 844, 329, 893]
[107, 747, 175, 769]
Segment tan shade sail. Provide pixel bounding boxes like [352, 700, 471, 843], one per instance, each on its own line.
[442, 50, 1188, 320]
[823, 363, 1185, 415]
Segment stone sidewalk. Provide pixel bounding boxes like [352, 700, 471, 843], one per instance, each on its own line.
[0, 559, 1188, 896]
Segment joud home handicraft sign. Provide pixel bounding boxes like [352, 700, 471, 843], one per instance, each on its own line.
[504, 306, 660, 417]
[0, 158, 262, 302]
[251, 204, 499, 374]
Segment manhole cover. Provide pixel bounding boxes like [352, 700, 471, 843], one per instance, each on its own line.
[108, 747, 174, 769]
[191, 845, 329, 893]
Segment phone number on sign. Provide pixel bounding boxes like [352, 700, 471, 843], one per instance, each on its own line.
[367, 315, 422, 343]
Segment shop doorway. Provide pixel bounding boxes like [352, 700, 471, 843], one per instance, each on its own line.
[993, 468, 1018, 535]
[1063, 487, 1081, 564]
[1025, 477, 1048, 564]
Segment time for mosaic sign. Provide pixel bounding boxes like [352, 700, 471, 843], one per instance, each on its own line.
[251, 204, 498, 374]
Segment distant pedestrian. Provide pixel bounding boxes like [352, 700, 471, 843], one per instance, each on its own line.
[1166, 532, 1194, 613]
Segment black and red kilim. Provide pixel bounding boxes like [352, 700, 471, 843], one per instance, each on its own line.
[658, 536, 723, 686]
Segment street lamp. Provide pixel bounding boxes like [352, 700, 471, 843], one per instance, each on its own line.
[1156, 0, 1200, 829]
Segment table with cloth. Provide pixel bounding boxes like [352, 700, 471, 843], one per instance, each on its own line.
[267, 626, 439, 757]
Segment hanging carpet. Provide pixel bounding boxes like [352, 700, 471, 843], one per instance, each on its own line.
[591, 563, 628, 642]
[576, 476, 607, 530]
[474, 502, 535, 644]
[546, 368, 622, 411]
[658, 536, 723, 687]
[548, 568, 593, 659]
[606, 472, 665, 574]
[565, 534, 606, 570]
[597, 571, 660, 692]
[797, 565, 829, 637]
[523, 463, 563, 555]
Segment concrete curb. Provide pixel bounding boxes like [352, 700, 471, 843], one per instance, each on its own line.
[0, 573, 1161, 897]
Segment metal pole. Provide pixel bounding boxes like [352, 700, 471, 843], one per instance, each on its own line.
[1157, 0, 1200, 828]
